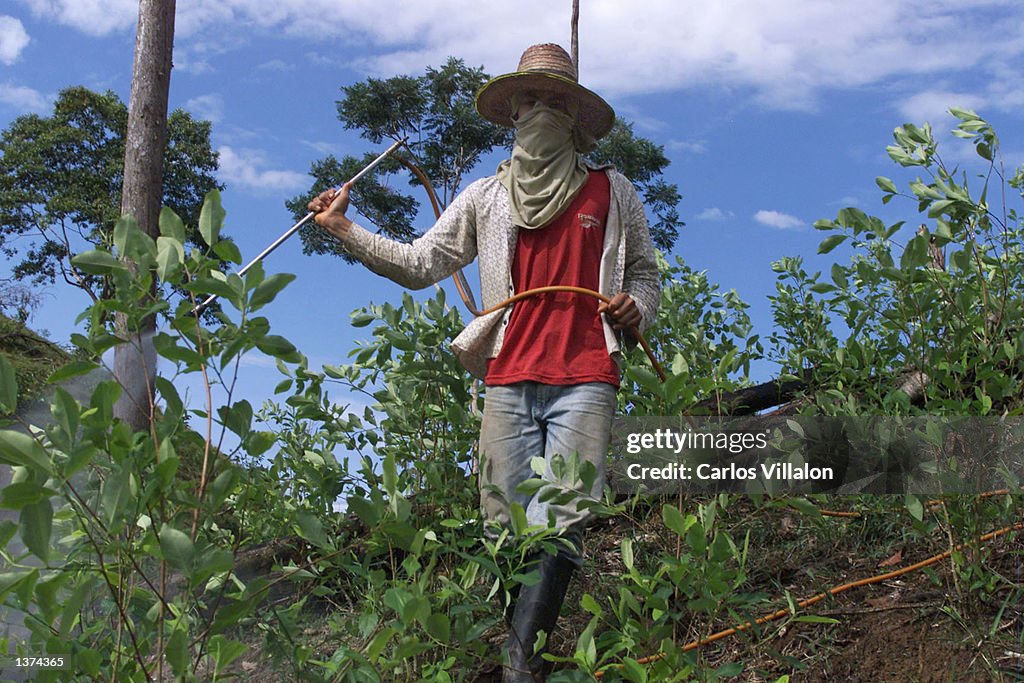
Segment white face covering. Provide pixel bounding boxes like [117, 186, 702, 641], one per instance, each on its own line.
[496, 98, 591, 229]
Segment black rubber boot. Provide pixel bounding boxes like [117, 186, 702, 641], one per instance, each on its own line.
[502, 550, 577, 682]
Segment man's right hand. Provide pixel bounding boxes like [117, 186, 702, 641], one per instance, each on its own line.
[308, 182, 354, 239]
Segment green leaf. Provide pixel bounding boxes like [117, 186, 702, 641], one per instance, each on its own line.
[621, 537, 634, 570]
[113, 215, 135, 255]
[510, 502, 528, 535]
[662, 504, 696, 538]
[195, 549, 234, 581]
[2, 481, 54, 510]
[187, 276, 240, 308]
[213, 238, 242, 265]
[295, 511, 331, 549]
[622, 658, 648, 682]
[514, 478, 546, 496]
[628, 366, 663, 399]
[101, 468, 134, 529]
[350, 312, 375, 327]
[209, 635, 247, 671]
[166, 623, 189, 677]
[19, 499, 52, 562]
[817, 234, 847, 254]
[404, 596, 431, 628]
[208, 467, 237, 507]
[0, 355, 17, 413]
[900, 235, 929, 270]
[244, 431, 275, 457]
[155, 453, 179, 489]
[155, 376, 183, 421]
[949, 106, 979, 121]
[786, 497, 821, 517]
[367, 627, 398, 661]
[249, 273, 296, 310]
[875, 176, 898, 193]
[424, 613, 451, 643]
[0, 431, 53, 475]
[156, 236, 184, 281]
[715, 662, 744, 677]
[581, 593, 603, 617]
[159, 207, 186, 243]
[199, 189, 226, 246]
[71, 249, 127, 275]
[830, 263, 848, 289]
[112, 215, 156, 265]
[254, 335, 297, 359]
[47, 360, 99, 384]
[218, 400, 253, 437]
[837, 206, 869, 231]
[59, 576, 97, 638]
[905, 494, 924, 522]
[926, 199, 956, 218]
[153, 333, 203, 366]
[576, 618, 598, 669]
[793, 615, 841, 624]
[159, 525, 195, 576]
[51, 387, 80, 444]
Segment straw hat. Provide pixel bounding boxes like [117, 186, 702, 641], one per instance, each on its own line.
[476, 43, 615, 140]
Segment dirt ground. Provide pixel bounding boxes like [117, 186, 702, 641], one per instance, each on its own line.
[226, 502, 1024, 682]
[556, 507, 1024, 682]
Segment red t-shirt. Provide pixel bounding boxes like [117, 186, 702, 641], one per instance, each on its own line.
[486, 171, 620, 387]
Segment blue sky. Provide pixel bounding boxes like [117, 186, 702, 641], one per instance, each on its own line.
[2, 0, 1023, 417]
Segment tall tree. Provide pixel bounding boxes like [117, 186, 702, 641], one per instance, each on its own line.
[588, 119, 683, 250]
[287, 57, 683, 259]
[0, 86, 221, 301]
[287, 58, 512, 260]
[113, 0, 176, 431]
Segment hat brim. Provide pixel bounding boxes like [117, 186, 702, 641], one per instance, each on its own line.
[475, 71, 616, 140]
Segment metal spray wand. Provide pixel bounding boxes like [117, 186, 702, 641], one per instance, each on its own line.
[193, 137, 407, 314]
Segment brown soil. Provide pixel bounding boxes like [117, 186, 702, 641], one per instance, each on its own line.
[223, 501, 1024, 682]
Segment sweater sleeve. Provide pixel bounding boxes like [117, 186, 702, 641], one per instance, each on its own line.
[616, 174, 661, 332]
[339, 180, 482, 290]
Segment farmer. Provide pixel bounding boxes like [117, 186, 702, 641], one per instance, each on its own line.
[309, 43, 660, 682]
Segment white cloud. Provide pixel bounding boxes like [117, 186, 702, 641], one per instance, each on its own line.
[19, 1, 1024, 112]
[217, 146, 307, 194]
[0, 15, 30, 64]
[695, 207, 732, 221]
[176, 53, 213, 76]
[754, 210, 804, 230]
[897, 89, 988, 124]
[238, 353, 281, 369]
[185, 93, 225, 123]
[668, 139, 708, 155]
[0, 82, 50, 112]
[301, 139, 341, 156]
[256, 59, 293, 73]
[20, 0, 137, 36]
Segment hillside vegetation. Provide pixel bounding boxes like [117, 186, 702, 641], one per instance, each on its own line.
[0, 112, 1022, 682]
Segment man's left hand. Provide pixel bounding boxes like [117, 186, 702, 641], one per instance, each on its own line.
[598, 292, 642, 330]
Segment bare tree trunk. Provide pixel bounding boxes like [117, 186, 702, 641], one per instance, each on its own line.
[114, 0, 176, 432]
[570, 0, 580, 69]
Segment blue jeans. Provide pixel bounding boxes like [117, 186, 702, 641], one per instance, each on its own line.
[478, 382, 616, 555]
